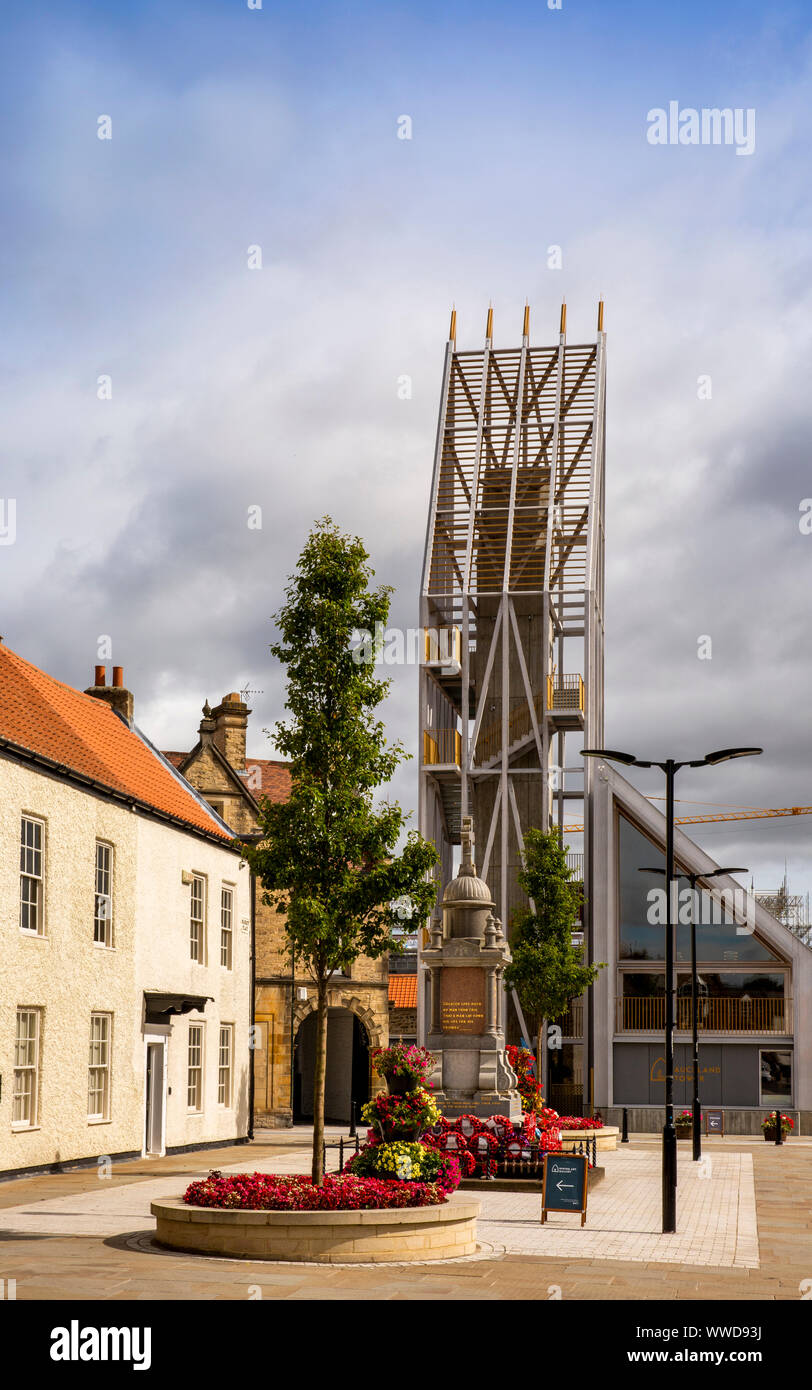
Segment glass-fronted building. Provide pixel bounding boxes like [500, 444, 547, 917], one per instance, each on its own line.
[579, 762, 811, 1131]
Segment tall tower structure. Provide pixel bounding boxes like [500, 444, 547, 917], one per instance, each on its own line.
[418, 303, 607, 1055]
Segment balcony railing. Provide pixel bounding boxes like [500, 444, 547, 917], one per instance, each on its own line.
[547, 673, 585, 712]
[423, 728, 461, 767]
[566, 853, 584, 880]
[423, 626, 461, 667]
[617, 996, 793, 1035]
[555, 1002, 584, 1038]
[476, 673, 584, 764]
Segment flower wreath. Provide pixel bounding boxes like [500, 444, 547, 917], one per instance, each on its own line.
[504, 1136, 533, 1162]
[435, 1130, 475, 1174]
[484, 1115, 517, 1139]
[437, 1130, 468, 1152]
[454, 1114, 483, 1140]
[468, 1129, 499, 1177]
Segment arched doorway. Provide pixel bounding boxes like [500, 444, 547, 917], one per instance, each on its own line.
[293, 1008, 370, 1124]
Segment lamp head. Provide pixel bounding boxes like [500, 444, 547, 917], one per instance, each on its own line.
[580, 748, 651, 768]
[692, 747, 763, 767]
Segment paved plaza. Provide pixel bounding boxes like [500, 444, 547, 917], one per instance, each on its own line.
[0, 1133, 808, 1300]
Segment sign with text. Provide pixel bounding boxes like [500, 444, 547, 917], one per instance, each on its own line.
[541, 1153, 589, 1226]
[440, 968, 485, 1035]
[705, 1109, 725, 1135]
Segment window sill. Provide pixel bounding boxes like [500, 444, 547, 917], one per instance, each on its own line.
[88, 1118, 112, 1126]
[19, 931, 47, 940]
[11, 1124, 41, 1133]
[93, 943, 116, 952]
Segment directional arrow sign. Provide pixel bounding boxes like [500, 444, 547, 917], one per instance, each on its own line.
[542, 1153, 588, 1224]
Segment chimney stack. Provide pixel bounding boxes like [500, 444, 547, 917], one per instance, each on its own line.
[85, 664, 134, 725]
[211, 692, 250, 771]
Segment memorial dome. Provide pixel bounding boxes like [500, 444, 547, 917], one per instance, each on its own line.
[442, 862, 493, 906]
[441, 817, 495, 938]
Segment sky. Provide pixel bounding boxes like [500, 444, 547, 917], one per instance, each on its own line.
[2, 0, 812, 902]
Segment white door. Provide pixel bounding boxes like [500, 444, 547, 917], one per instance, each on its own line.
[144, 1040, 166, 1156]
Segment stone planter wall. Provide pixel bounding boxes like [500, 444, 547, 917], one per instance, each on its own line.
[151, 1194, 480, 1264]
[559, 1125, 618, 1152]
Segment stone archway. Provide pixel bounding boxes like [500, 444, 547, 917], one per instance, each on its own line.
[293, 995, 380, 1124]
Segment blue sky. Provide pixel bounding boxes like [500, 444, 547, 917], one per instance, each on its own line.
[2, 0, 812, 898]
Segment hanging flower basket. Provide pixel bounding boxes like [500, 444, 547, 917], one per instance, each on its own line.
[386, 1073, 415, 1097]
[372, 1045, 436, 1095]
[361, 1087, 440, 1142]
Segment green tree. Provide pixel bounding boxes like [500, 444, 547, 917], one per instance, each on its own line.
[504, 829, 604, 1087]
[241, 519, 438, 1183]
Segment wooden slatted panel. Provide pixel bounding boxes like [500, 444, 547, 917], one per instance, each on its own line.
[429, 342, 599, 598]
[428, 353, 483, 596]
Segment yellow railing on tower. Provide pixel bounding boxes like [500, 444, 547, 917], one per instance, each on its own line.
[422, 729, 462, 767]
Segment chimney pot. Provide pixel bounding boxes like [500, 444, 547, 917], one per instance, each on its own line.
[85, 665, 133, 724]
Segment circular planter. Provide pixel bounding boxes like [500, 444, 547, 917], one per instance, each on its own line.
[762, 1129, 791, 1142]
[559, 1125, 619, 1152]
[151, 1194, 480, 1264]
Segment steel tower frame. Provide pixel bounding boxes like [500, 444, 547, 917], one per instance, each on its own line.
[417, 304, 606, 1076]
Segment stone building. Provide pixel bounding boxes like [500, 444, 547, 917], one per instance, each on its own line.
[0, 647, 252, 1177]
[388, 935, 418, 1043]
[165, 693, 389, 1127]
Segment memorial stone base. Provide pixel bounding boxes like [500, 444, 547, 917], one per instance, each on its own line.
[423, 816, 522, 1123]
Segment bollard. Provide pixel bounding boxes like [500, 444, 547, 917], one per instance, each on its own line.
[355, 1134, 360, 1155]
[349, 1100, 357, 1138]
[621, 1107, 629, 1143]
[775, 1109, 783, 1146]
[339, 1137, 344, 1171]
[322, 1140, 327, 1172]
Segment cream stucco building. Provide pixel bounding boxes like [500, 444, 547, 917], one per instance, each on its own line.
[0, 645, 252, 1177]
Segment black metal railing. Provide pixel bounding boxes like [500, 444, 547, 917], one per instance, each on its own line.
[321, 1131, 599, 1178]
[323, 1135, 362, 1173]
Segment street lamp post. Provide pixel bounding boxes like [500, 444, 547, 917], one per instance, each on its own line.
[581, 746, 762, 1234]
[640, 865, 748, 1163]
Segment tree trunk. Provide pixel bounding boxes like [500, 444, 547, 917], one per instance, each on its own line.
[311, 977, 329, 1184]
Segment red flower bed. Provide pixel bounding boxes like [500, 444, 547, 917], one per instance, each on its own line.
[183, 1170, 446, 1211]
[556, 1115, 604, 1129]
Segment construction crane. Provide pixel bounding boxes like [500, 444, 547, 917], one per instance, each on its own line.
[562, 805, 812, 833]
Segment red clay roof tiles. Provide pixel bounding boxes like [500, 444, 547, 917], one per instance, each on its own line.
[388, 975, 417, 1009]
[244, 758, 291, 803]
[0, 644, 231, 842]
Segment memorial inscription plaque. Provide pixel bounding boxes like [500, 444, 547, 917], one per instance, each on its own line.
[440, 968, 486, 1035]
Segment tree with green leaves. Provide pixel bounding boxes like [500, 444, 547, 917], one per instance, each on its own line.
[504, 829, 604, 1091]
[241, 518, 439, 1183]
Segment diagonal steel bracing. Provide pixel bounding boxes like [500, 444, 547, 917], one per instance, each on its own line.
[418, 304, 606, 1050]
